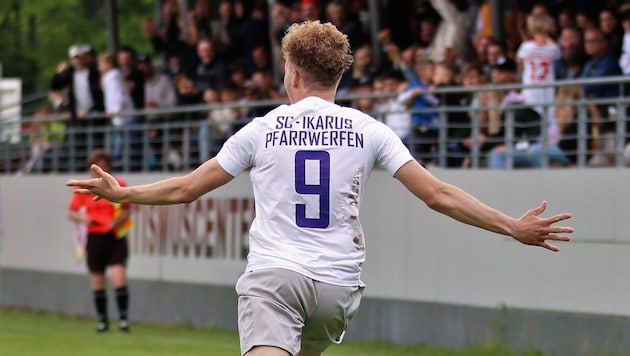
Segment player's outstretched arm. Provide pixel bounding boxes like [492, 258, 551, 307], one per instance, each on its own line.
[66, 158, 234, 205]
[394, 160, 573, 251]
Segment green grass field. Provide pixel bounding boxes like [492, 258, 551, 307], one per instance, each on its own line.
[0, 308, 542, 356]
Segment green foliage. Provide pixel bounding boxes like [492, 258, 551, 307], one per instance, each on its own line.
[0, 0, 155, 93]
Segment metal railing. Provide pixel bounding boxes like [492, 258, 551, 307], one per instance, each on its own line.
[4, 75, 630, 174]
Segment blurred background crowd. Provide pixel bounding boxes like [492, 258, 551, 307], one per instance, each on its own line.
[25, 0, 630, 172]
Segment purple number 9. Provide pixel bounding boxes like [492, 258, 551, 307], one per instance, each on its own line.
[295, 150, 330, 228]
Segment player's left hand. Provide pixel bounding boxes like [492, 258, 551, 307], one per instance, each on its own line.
[66, 164, 121, 202]
[512, 201, 573, 252]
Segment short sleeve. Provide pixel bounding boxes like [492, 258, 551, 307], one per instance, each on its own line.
[216, 120, 260, 176]
[371, 121, 415, 176]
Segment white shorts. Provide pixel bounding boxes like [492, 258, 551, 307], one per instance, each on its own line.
[235, 268, 364, 355]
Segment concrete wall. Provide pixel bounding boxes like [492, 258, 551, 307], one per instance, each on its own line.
[1, 168, 629, 355]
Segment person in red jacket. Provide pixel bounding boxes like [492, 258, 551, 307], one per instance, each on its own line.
[67, 149, 132, 333]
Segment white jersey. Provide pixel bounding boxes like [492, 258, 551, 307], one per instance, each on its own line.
[517, 40, 561, 142]
[517, 40, 560, 109]
[216, 96, 414, 286]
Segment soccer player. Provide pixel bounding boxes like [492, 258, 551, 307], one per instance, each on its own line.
[67, 21, 573, 356]
[67, 149, 133, 333]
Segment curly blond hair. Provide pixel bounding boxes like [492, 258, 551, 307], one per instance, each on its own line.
[281, 21, 354, 87]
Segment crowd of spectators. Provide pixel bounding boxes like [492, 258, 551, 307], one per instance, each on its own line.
[30, 0, 630, 173]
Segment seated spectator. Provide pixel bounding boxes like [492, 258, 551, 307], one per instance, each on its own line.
[485, 57, 570, 169]
[555, 27, 587, 79]
[349, 81, 376, 116]
[555, 85, 583, 166]
[430, 62, 469, 167]
[484, 37, 509, 81]
[244, 45, 273, 77]
[199, 80, 242, 160]
[454, 62, 487, 168]
[580, 27, 622, 166]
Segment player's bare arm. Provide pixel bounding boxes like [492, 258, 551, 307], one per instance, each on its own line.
[66, 158, 234, 205]
[394, 160, 573, 251]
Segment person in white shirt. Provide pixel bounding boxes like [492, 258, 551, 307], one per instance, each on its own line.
[516, 12, 561, 139]
[97, 52, 135, 160]
[67, 21, 573, 356]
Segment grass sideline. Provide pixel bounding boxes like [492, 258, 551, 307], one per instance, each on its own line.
[0, 308, 542, 356]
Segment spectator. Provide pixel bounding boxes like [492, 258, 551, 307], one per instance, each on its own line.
[373, 70, 411, 145]
[117, 46, 145, 111]
[580, 28, 622, 120]
[427, 0, 472, 65]
[619, 8, 630, 74]
[516, 13, 561, 129]
[518, 1, 558, 41]
[555, 27, 587, 80]
[97, 51, 135, 162]
[137, 53, 178, 169]
[19, 106, 67, 174]
[575, 9, 597, 32]
[142, 0, 184, 62]
[118, 47, 146, 97]
[455, 62, 488, 168]
[195, 38, 228, 98]
[397, 58, 439, 163]
[138, 54, 177, 115]
[599, 7, 623, 58]
[486, 57, 570, 169]
[349, 81, 376, 116]
[231, 2, 271, 67]
[272, 1, 294, 46]
[326, 0, 366, 50]
[209, 80, 242, 154]
[244, 44, 273, 77]
[300, 0, 321, 22]
[431, 62, 469, 167]
[485, 38, 509, 81]
[118, 46, 147, 171]
[555, 85, 583, 166]
[350, 44, 378, 87]
[50, 44, 104, 123]
[556, 7, 576, 42]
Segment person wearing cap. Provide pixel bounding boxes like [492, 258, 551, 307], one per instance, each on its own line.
[50, 44, 104, 122]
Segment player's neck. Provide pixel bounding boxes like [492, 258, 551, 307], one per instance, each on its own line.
[290, 89, 336, 104]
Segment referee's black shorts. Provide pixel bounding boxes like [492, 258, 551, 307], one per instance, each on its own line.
[86, 231, 128, 273]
